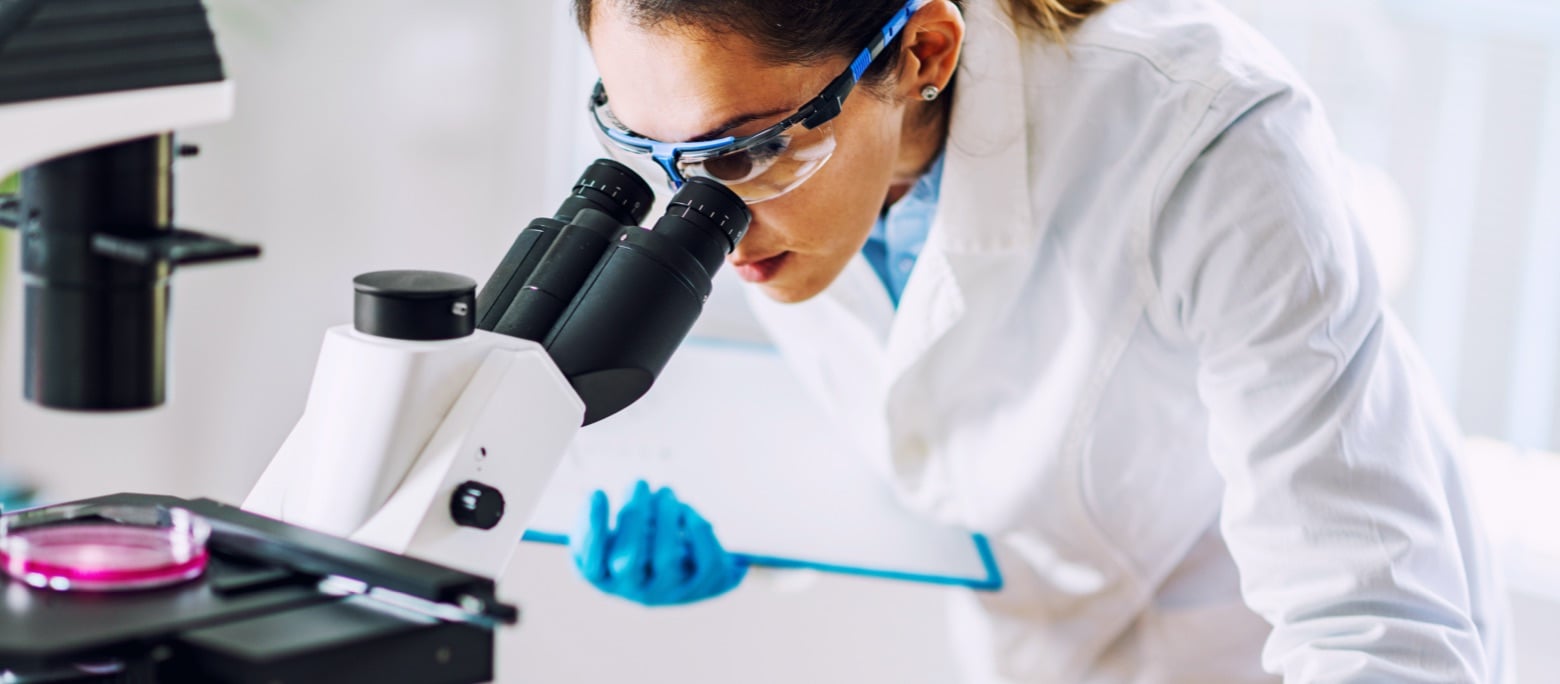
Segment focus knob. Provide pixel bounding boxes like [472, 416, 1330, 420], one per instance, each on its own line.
[450, 481, 505, 530]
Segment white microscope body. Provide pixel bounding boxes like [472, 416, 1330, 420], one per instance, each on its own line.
[243, 326, 583, 580]
[242, 164, 750, 583]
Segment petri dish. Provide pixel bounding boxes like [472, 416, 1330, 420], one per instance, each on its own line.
[0, 503, 211, 592]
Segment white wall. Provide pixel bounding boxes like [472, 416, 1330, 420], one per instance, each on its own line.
[1221, 0, 1560, 452]
[1220, 4, 1560, 678]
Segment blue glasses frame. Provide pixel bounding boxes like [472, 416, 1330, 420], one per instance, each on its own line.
[590, 0, 935, 190]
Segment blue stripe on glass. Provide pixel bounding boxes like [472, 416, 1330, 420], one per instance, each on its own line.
[599, 136, 733, 189]
[850, 0, 927, 80]
[889, 8, 911, 37]
[603, 128, 737, 158]
[653, 155, 685, 188]
[651, 138, 735, 155]
[604, 127, 652, 151]
[850, 48, 874, 80]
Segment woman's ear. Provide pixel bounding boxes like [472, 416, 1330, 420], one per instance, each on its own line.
[897, 0, 966, 100]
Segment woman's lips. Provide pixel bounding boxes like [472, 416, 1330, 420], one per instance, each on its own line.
[731, 252, 790, 284]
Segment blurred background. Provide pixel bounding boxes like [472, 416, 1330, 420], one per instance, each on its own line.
[0, 0, 1557, 681]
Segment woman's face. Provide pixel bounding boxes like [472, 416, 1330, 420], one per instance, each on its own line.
[587, 5, 912, 303]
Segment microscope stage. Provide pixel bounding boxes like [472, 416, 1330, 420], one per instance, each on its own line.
[0, 494, 510, 683]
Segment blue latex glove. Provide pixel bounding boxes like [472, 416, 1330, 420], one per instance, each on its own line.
[570, 480, 746, 606]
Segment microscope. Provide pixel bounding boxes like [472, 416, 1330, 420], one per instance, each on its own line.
[0, 1, 751, 681]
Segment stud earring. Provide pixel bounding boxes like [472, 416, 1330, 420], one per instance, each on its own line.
[920, 84, 941, 101]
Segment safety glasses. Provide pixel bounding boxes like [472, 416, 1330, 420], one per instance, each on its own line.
[589, 0, 934, 204]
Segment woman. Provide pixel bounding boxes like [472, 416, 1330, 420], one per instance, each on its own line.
[566, 0, 1509, 681]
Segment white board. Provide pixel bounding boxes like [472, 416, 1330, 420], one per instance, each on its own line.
[523, 340, 1001, 590]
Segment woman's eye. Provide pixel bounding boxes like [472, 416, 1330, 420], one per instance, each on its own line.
[703, 152, 755, 181]
[748, 137, 791, 161]
[700, 136, 792, 182]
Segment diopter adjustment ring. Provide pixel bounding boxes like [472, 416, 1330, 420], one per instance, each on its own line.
[572, 160, 655, 226]
[666, 178, 751, 251]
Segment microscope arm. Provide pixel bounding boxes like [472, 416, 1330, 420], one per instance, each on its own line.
[245, 327, 583, 580]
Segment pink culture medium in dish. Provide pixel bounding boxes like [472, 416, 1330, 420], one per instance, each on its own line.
[0, 508, 210, 592]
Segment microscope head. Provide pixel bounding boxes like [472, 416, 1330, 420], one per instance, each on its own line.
[0, 0, 234, 179]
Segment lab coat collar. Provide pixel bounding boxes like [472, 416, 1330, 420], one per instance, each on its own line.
[933, 0, 1038, 255]
[884, 0, 1038, 379]
[752, 0, 1043, 515]
[797, 0, 1038, 388]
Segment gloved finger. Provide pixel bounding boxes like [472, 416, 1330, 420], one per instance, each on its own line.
[678, 505, 738, 601]
[677, 516, 719, 601]
[647, 487, 689, 594]
[606, 480, 654, 591]
[570, 490, 611, 583]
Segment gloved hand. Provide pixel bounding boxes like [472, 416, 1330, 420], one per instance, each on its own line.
[570, 480, 747, 606]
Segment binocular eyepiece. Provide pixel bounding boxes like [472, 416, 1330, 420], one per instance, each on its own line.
[475, 160, 752, 425]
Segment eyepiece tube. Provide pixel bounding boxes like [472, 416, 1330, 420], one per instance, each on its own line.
[542, 177, 752, 425]
[648, 178, 751, 275]
[554, 159, 655, 225]
[475, 160, 654, 330]
[491, 208, 623, 341]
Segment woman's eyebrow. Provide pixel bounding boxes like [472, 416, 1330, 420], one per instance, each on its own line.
[689, 105, 795, 141]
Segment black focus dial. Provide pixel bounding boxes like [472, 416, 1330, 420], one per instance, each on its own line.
[449, 481, 505, 530]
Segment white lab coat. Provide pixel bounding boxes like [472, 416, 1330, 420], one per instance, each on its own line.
[743, 0, 1510, 681]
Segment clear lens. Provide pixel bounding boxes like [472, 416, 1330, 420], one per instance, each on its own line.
[681, 121, 836, 204]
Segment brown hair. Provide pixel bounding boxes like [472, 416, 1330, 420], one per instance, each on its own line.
[575, 0, 1116, 86]
[1010, 0, 1116, 41]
